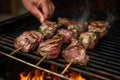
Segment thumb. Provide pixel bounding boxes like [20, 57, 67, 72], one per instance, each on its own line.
[30, 6, 45, 22]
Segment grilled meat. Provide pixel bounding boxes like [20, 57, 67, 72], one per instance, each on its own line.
[88, 21, 109, 38]
[37, 35, 63, 59]
[14, 30, 43, 52]
[39, 21, 58, 39]
[62, 38, 89, 65]
[57, 29, 77, 43]
[57, 17, 72, 27]
[79, 31, 98, 49]
[58, 17, 87, 36]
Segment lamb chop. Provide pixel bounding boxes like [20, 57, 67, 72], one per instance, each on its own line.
[37, 35, 63, 59]
[57, 17, 72, 27]
[14, 30, 43, 52]
[62, 38, 89, 65]
[88, 21, 109, 38]
[57, 28, 77, 44]
[39, 20, 58, 39]
[58, 17, 87, 36]
[79, 31, 98, 50]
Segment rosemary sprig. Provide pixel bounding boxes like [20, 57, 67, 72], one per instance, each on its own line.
[94, 30, 99, 36]
[58, 34, 65, 38]
[74, 25, 81, 30]
[89, 35, 94, 42]
[78, 36, 83, 42]
[58, 22, 65, 25]
[38, 28, 46, 35]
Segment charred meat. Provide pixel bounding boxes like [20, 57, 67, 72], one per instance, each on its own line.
[58, 17, 87, 35]
[62, 38, 89, 65]
[79, 31, 98, 49]
[57, 17, 72, 27]
[37, 35, 63, 59]
[14, 30, 43, 52]
[57, 29, 77, 43]
[88, 21, 109, 38]
[39, 21, 58, 39]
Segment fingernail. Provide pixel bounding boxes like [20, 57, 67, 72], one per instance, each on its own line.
[40, 17, 44, 23]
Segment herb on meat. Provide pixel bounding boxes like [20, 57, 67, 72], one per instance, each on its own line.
[74, 25, 81, 30]
[58, 22, 65, 25]
[38, 28, 46, 35]
[78, 36, 83, 42]
[58, 34, 65, 38]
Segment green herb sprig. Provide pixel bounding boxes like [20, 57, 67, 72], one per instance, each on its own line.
[38, 28, 46, 35]
[58, 34, 65, 38]
[94, 30, 99, 36]
[58, 22, 65, 25]
[74, 25, 81, 30]
[78, 36, 83, 42]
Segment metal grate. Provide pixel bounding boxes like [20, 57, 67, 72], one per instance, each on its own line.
[0, 14, 120, 80]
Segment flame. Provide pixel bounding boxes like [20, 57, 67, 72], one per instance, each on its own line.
[20, 69, 44, 80]
[20, 65, 85, 80]
[69, 72, 85, 80]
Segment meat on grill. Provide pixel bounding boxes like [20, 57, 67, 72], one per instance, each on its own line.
[88, 21, 109, 38]
[14, 30, 43, 52]
[37, 35, 63, 59]
[58, 17, 87, 36]
[57, 17, 72, 27]
[39, 21, 58, 39]
[62, 38, 89, 65]
[57, 29, 77, 43]
[79, 31, 98, 49]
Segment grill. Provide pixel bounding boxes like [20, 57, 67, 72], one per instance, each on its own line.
[0, 13, 120, 80]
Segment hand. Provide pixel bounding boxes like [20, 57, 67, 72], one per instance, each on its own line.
[21, 0, 55, 22]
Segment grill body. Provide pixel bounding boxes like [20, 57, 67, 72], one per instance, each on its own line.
[0, 13, 120, 80]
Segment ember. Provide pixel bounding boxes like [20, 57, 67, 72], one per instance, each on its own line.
[20, 65, 85, 80]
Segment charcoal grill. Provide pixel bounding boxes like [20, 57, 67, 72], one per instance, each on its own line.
[0, 11, 120, 80]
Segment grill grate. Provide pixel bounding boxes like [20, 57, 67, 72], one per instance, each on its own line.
[0, 14, 120, 80]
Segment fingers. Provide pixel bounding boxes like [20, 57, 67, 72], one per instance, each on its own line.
[30, 5, 45, 22]
[41, 1, 49, 20]
[42, 0, 55, 20]
[48, 0, 55, 19]
[21, 0, 55, 22]
[29, 5, 45, 23]
[21, 0, 44, 22]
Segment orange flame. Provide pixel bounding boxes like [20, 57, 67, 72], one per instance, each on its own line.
[20, 65, 85, 80]
[69, 72, 85, 80]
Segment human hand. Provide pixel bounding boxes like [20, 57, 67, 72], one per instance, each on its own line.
[21, 0, 55, 22]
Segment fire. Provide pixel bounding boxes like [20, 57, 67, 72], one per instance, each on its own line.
[20, 65, 85, 80]
[69, 72, 85, 80]
[20, 69, 44, 80]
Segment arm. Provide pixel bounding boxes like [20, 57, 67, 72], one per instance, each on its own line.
[21, 0, 55, 22]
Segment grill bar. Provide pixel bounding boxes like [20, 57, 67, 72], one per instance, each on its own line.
[0, 43, 116, 80]
[0, 14, 120, 80]
[0, 51, 71, 80]
[88, 52, 120, 64]
[90, 56, 120, 70]
[89, 62, 120, 75]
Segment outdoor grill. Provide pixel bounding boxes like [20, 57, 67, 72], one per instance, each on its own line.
[0, 0, 120, 80]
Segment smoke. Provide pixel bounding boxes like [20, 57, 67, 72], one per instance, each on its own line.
[106, 11, 116, 23]
[77, 0, 91, 22]
[77, 0, 118, 23]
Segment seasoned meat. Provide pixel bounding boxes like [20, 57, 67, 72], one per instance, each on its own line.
[57, 17, 72, 27]
[57, 29, 77, 43]
[39, 21, 58, 39]
[58, 17, 87, 36]
[88, 21, 109, 38]
[79, 31, 98, 49]
[37, 35, 63, 59]
[14, 30, 43, 52]
[62, 38, 89, 65]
